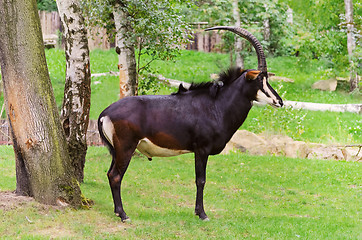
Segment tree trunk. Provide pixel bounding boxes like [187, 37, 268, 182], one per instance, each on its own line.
[344, 0, 359, 92]
[0, 80, 3, 118]
[263, 3, 271, 53]
[263, 18, 271, 42]
[57, 0, 92, 183]
[113, 3, 138, 97]
[0, 0, 82, 206]
[232, 0, 244, 69]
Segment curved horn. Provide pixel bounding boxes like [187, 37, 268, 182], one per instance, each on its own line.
[205, 26, 267, 73]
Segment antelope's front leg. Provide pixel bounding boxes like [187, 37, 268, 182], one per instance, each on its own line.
[194, 152, 209, 220]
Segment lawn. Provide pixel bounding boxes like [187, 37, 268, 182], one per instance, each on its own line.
[0, 49, 361, 238]
[0, 146, 361, 239]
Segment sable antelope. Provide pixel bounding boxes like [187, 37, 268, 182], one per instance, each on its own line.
[98, 26, 283, 222]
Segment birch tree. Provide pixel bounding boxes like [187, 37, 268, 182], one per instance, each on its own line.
[57, 0, 92, 182]
[82, 0, 190, 97]
[113, 2, 138, 97]
[0, 0, 82, 206]
[344, 0, 359, 92]
[232, 0, 244, 69]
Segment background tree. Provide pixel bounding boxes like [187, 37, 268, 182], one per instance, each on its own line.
[285, 0, 361, 91]
[232, 0, 244, 68]
[113, 2, 138, 97]
[81, 0, 191, 96]
[344, 0, 358, 92]
[56, 0, 92, 183]
[187, 0, 291, 63]
[0, 0, 82, 206]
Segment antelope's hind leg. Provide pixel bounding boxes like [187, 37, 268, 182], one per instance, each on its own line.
[107, 139, 137, 222]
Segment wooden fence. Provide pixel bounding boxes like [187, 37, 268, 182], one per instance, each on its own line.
[186, 30, 223, 52]
[39, 11, 222, 51]
[0, 120, 11, 145]
[39, 11, 112, 50]
[0, 120, 103, 146]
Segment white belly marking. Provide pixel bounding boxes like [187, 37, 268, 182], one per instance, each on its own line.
[137, 138, 191, 158]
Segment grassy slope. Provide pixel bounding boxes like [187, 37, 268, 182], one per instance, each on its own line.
[0, 146, 361, 239]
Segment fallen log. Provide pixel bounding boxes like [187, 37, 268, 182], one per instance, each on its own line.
[91, 71, 118, 77]
[151, 74, 361, 114]
[92, 72, 361, 114]
[283, 101, 362, 114]
[149, 74, 191, 88]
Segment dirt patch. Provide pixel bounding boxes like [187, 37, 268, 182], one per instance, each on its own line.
[0, 191, 35, 211]
[0, 191, 61, 214]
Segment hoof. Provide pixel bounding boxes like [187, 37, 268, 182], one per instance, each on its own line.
[196, 212, 209, 221]
[122, 217, 131, 223]
[115, 213, 130, 223]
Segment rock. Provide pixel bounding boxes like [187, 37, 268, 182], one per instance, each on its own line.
[284, 141, 310, 158]
[307, 146, 345, 160]
[312, 79, 337, 91]
[230, 130, 267, 149]
[254, 134, 294, 156]
[221, 130, 360, 162]
[340, 147, 362, 162]
[221, 130, 265, 155]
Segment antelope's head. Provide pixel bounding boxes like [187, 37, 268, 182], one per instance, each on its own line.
[205, 26, 283, 108]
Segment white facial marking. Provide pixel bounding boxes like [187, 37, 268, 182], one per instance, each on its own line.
[258, 77, 279, 106]
[137, 138, 191, 158]
[101, 116, 115, 147]
[256, 90, 274, 105]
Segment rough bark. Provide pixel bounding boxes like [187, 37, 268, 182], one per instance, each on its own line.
[57, 0, 91, 183]
[113, 3, 138, 97]
[344, 0, 359, 92]
[0, 0, 82, 206]
[232, 0, 244, 69]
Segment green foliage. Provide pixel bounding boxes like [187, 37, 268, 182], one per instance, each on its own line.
[284, 0, 362, 74]
[138, 74, 161, 96]
[37, 0, 57, 12]
[187, 0, 292, 56]
[81, 0, 192, 78]
[0, 147, 361, 239]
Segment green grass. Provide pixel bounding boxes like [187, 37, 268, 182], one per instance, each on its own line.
[0, 146, 361, 239]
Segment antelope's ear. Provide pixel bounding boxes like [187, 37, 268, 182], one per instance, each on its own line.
[246, 70, 261, 81]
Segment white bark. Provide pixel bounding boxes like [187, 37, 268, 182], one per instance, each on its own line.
[57, 0, 91, 182]
[263, 18, 270, 42]
[113, 3, 138, 97]
[263, 4, 271, 42]
[344, 0, 359, 92]
[344, 0, 355, 56]
[232, 0, 244, 69]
